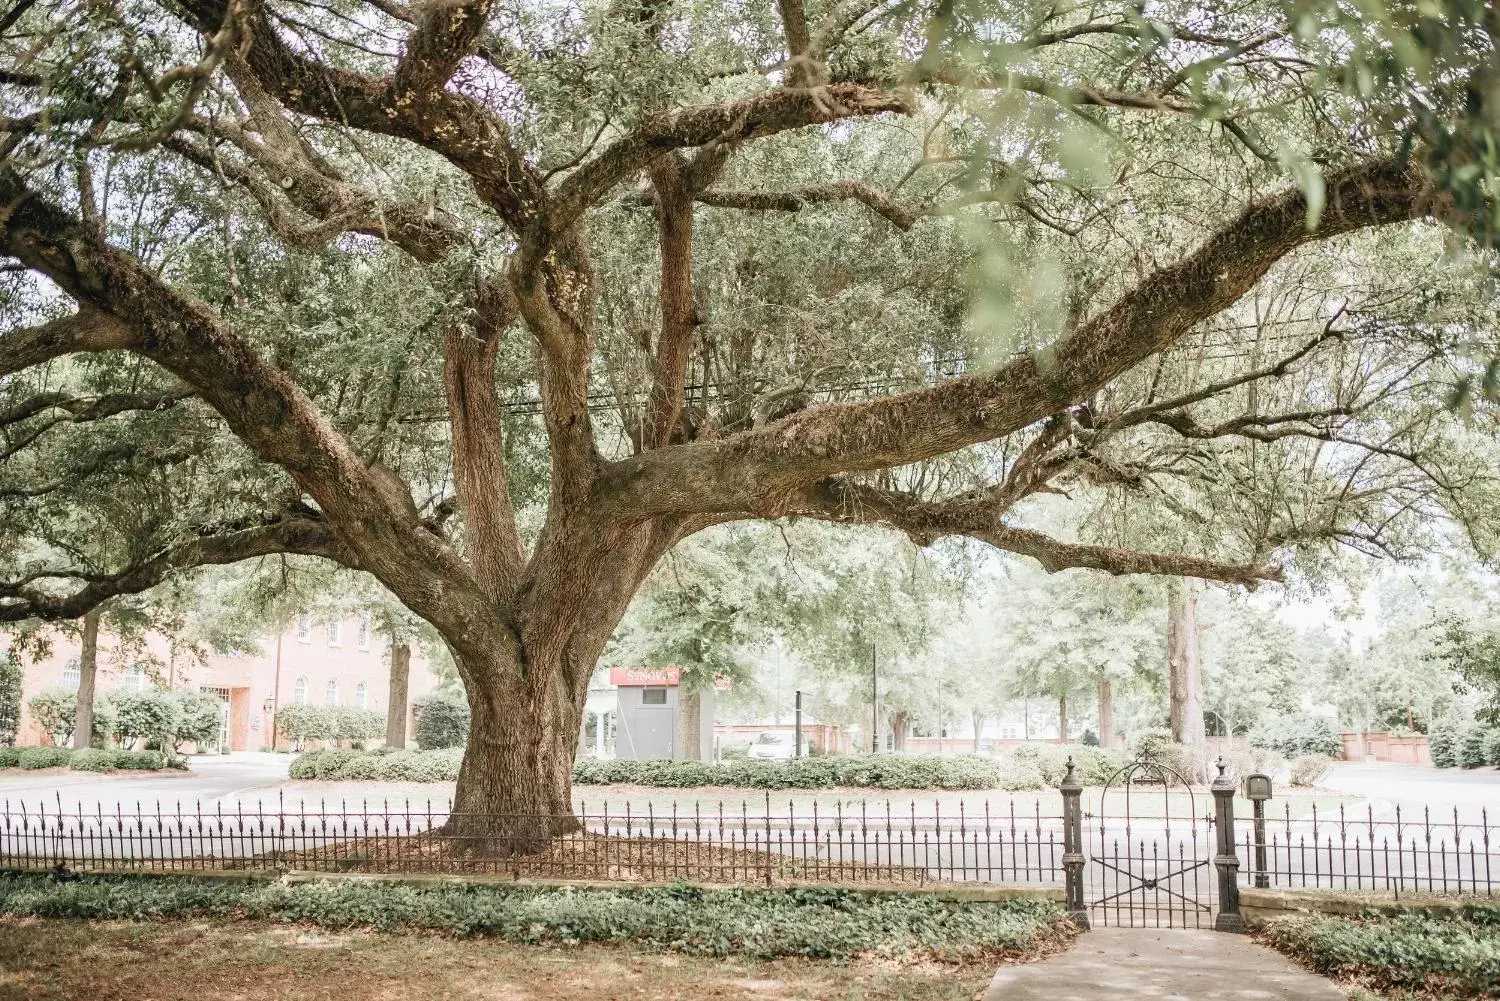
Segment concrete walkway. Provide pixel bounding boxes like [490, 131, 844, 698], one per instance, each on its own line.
[985, 928, 1344, 1001]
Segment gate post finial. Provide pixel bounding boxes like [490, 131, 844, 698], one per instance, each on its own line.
[1059, 757, 1089, 929]
[1211, 757, 1245, 933]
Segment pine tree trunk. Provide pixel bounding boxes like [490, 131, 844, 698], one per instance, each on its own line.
[385, 642, 410, 749]
[71, 609, 100, 750]
[1167, 580, 1208, 779]
[1097, 673, 1114, 749]
[1058, 694, 1069, 742]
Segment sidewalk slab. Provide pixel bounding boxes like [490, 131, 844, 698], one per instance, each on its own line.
[985, 928, 1344, 1001]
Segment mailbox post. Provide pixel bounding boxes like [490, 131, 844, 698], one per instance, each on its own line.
[1244, 772, 1273, 889]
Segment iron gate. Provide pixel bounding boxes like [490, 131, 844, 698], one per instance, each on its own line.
[1084, 758, 1216, 927]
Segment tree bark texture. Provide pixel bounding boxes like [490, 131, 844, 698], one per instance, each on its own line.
[1097, 673, 1114, 749]
[385, 642, 410, 750]
[71, 609, 99, 750]
[1057, 694, 1069, 743]
[1167, 581, 1208, 779]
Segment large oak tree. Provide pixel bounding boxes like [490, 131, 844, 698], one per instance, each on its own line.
[1, 0, 1497, 848]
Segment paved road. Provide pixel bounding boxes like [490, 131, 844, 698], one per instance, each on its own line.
[985, 928, 1344, 1001]
[0, 752, 290, 814]
[1322, 760, 1499, 820]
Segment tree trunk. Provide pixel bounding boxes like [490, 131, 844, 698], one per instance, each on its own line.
[385, 642, 410, 749]
[1167, 580, 1208, 779]
[676, 686, 703, 761]
[971, 709, 985, 753]
[887, 710, 909, 751]
[1058, 694, 1068, 742]
[71, 609, 100, 750]
[1097, 673, 1114, 749]
[444, 645, 586, 854]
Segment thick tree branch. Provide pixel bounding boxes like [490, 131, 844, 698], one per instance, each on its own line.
[442, 280, 526, 599]
[540, 84, 909, 255]
[0, 168, 491, 638]
[790, 478, 1282, 588]
[596, 156, 1446, 522]
[0, 513, 356, 622]
[0, 311, 137, 377]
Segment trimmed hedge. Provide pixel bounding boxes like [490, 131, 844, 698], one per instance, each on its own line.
[68, 748, 116, 772]
[287, 746, 1147, 790]
[0, 873, 1072, 962]
[18, 746, 72, 769]
[0, 747, 169, 772]
[1260, 907, 1500, 999]
[574, 754, 1052, 791]
[1430, 718, 1500, 769]
[290, 746, 464, 782]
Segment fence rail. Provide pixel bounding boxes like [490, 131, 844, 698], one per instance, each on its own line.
[0, 796, 1064, 886]
[1239, 802, 1497, 898]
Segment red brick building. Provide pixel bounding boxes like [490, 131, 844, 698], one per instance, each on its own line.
[5, 613, 442, 750]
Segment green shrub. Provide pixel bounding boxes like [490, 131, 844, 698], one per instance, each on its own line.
[68, 748, 116, 772]
[0, 873, 1073, 962]
[0, 747, 20, 768]
[170, 691, 224, 749]
[288, 747, 464, 782]
[114, 690, 176, 747]
[1430, 718, 1461, 768]
[275, 704, 336, 744]
[26, 688, 78, 745]
[573, 754, 1049, 791]
[1248, 713, 1342, 758]
[18, 746, 73, 769]
[112, 750, 165, 770]
[1459, 724, 1491, 769]
[1260, 908, 1500, 999]
[412, 692, 469, 749]
[0, 650, 21, 747]
[332, 708, 385, 742]
[1485, 728, 1500, 767]
[1289, 754, 1332, 787]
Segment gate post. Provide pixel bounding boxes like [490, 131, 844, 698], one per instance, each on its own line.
[1211, 759, 1244, 932]
[1060, 758, 1089, 929]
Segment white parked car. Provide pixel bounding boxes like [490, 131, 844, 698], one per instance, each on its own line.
[746, 731, 808, 760]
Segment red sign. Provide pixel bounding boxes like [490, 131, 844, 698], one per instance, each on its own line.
[609, 665, 681, 686]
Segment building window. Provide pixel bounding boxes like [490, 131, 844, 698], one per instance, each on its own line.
[61, 657, 80, 690]
[327, 619, 343, 647]
[296, 614, 311, 643]
[641, 687, 667, 706]
[354, 682, 368, 709]
[121, 662, 146, 693]
[293, 677, 309, 705]
[356, 612, 372, 651]
[324, 679, 339, 706]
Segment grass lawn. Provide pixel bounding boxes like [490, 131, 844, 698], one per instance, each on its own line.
[0, 917, 1002, 1001]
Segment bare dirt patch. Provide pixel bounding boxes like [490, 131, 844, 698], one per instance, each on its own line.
[0, 917, 996, 1001]
[251, 829, 945, 884]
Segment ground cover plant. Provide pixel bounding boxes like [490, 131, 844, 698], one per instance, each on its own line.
[1259, 905, 1500, 999]
[0, 872, 1074, 963]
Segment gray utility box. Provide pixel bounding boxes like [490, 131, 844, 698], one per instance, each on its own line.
[609, 666, 714, 761]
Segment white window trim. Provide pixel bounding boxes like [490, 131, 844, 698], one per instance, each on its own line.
[296, 614, 312, 644]
[324, 679, 339, 706]
[356, 612, 372, 651]
[327, 619, 343, 647]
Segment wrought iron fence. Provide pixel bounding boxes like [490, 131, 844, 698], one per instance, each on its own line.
[1239, 802, 1497, 898]
[0, 795, 1064, 886]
